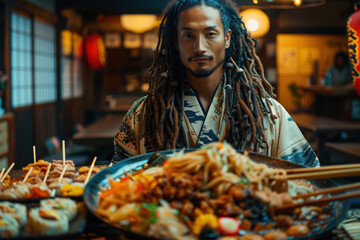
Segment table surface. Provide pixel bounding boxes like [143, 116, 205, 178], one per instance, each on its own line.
[291, 113, 360, 134]
[299, 84, 355, 97]
[325, 142, 360, 160]
[72, 114, 124, 146]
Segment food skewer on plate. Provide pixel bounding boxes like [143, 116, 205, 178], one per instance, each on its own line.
[33, 145, 36, 164]
[0, 162, 14, 182]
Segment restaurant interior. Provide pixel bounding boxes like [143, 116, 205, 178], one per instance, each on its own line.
[1, 0, 358, 168]
[0, 0, 360, 239]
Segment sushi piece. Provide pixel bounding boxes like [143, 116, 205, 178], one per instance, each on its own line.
[28, 208, 68, 236]
[0, 214, 19, 238]
[0, 202, 27, 226]
[40, 198, 77, 221]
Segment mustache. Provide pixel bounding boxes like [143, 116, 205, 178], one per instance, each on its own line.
[187, 54, 214, 62]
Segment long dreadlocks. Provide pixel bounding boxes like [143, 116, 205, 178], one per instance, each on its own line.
[142, 0, 276, 153]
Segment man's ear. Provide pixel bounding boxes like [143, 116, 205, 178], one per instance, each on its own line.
[225, 29, 231, 49]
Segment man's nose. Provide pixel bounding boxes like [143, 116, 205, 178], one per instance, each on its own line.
[194, 35, 207, 54]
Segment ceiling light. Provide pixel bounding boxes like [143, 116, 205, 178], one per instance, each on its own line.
[120, 14, 157, 33]
[240, 9, 270, 38]
[250, 0, 324, 9]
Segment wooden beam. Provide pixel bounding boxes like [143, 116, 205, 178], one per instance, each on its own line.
[13, 0, 57, 24]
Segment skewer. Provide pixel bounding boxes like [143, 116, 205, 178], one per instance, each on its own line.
[42, 163, 52, 184]
[23, 167, 33, 183]
[0, 163, 15, 182]
[0, 168, 5, 181]
[62, 140, 66, 166]
[84, 156, 97, 185]
[274, 191, 360, 211]
[33, 145, 36, 164]
[293, 182, 360, 199]
[286, 163, 360, 174]
[58, 164, 68, 183]
[285, 168, 360, 180]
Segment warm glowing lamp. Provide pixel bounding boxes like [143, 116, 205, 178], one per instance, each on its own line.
[293, 0, 302, 7]
[240, 9, 270, 38]
[62, 30, 72, 56]
[120, 14, 157, 33]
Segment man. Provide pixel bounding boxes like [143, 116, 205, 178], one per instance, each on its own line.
[113, 0, 319, 167]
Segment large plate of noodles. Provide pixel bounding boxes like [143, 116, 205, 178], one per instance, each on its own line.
[84, 143, 348, 240]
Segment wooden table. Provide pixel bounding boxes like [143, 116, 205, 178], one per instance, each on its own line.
[86, 105, 131, 123]
[298, 84, 358, 121]
[72, 114, 124, 147]
[291, 113, 360, 164]
[299, 84, 355, 97]
[324, 142, 360, 163]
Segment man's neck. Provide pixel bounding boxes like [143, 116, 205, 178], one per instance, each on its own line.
[186, 67, 223, 112]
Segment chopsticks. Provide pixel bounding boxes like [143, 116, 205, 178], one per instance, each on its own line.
[273, 190, 360, 211]
[284, 164, 360, 180]
[293, 182, 360, 199]
[286, 163, 360, 174]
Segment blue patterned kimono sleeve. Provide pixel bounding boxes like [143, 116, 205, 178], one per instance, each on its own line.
[269, 99, 320, 167]
[112, 97, 146, 162]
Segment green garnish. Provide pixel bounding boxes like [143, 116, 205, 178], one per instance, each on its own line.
[125, 223, 131, 230]
[236, 179, 250, 185]
[140, 203, 158, 225]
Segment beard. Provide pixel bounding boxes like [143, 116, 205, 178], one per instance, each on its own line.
[184, 58, 225, 78]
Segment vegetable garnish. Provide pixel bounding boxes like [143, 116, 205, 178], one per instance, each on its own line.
[236, 179, 250, 185]
[24, 187, 50, 198]
[218, 217, 240, 236]
[193, 214, 218, 235]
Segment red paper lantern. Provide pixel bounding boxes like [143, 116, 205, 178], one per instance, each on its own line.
[348, 3, 360, 96]
[84, 33, 106, 70]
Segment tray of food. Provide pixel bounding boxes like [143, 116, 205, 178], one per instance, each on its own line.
[0, 154, 111, 238]
[0, 198, 86, 238]
[0, 157, 111, 201]
[84, 142, 349, 240]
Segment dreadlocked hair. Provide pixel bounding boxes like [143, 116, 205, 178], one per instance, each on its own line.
[141, 0, 277, 153]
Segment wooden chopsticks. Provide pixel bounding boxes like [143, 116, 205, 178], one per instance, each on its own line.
[285, 168, 360, 180]
[273, 190, 360, 211]
[293, 182, 360, 199]
[283, 164, 360, 180]
[286, 163, 360, 174]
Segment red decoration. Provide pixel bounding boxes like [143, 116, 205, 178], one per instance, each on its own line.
[84, 34, 106, 70]
[348, 5, 360, 96]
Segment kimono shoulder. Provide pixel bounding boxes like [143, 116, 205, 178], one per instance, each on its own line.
[265, 98, 319, 167]
[112, 96, 146, 161]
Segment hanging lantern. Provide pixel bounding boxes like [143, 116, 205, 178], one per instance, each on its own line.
[240, 9, 270, 38]
[84, 33, 106, 70]
[348, 2, 360, 96]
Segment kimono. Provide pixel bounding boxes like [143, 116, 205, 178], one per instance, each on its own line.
[113, 80, 319, 168]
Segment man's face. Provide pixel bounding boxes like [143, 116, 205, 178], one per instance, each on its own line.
[177, 5, 231, 78]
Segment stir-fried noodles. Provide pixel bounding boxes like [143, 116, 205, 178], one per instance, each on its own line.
[96, 142, 330, 240]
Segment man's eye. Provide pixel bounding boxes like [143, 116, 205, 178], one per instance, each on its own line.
[183, 33, 193, 38]
[207, 32, 218, 37]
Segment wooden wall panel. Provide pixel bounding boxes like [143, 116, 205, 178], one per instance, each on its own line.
[34, 103, 57, 158]
[13, 108, 33, 168]
[60, 98, 85, 139]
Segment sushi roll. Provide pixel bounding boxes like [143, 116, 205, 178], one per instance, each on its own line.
[0, 214, 19, 238]
[0, 202, 27, 226]
[28, 208, 68, 236]
[40, 198, 77, 221]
